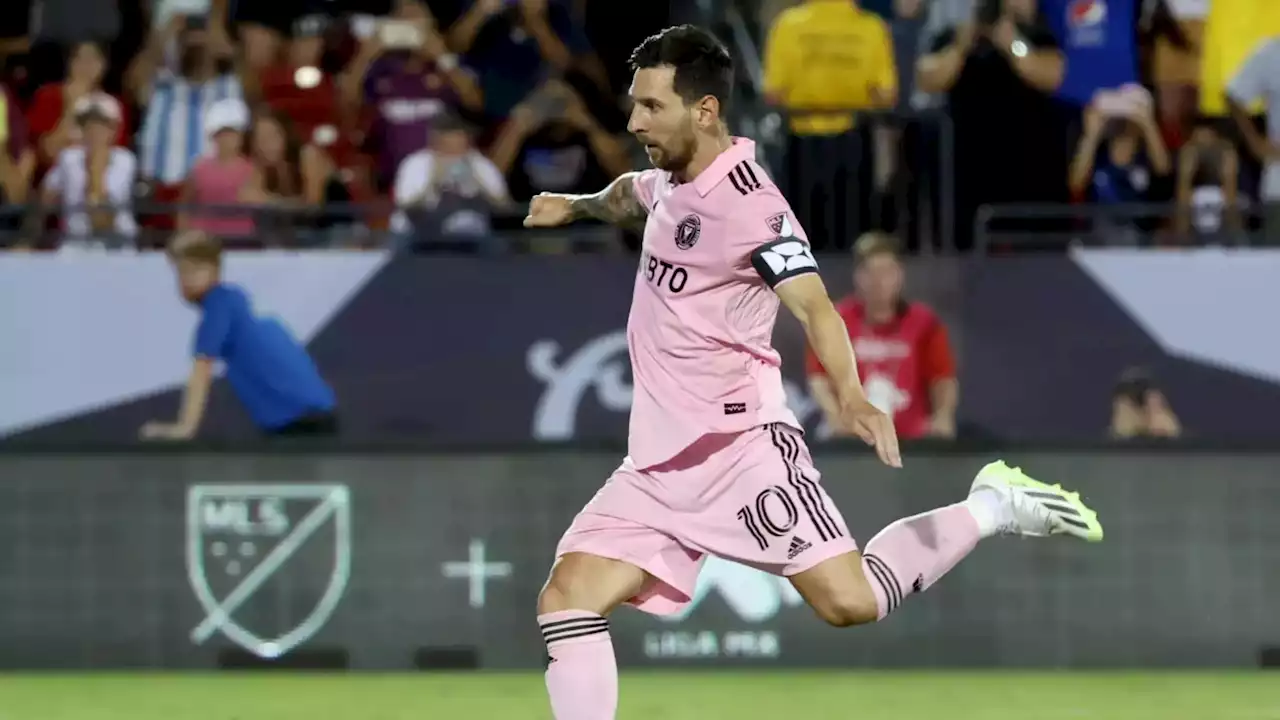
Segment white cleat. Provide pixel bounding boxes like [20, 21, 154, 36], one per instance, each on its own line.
[969, 460, 1104, 542]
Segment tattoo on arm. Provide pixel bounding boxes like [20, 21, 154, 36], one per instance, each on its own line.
[568, 172, 648, 228]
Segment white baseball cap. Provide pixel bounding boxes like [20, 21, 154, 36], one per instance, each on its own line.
[74, 92, 122, 125]
[204, 97, 250, 137]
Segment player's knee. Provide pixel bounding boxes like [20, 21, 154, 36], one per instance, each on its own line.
[812, 591, 880, 628]
[537, 553, 646, 617]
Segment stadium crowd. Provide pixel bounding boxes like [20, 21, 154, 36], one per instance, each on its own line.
[0, 0, 1274, 251]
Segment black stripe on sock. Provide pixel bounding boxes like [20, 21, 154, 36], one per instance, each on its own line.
[779, 430, 842, 538]
[863, 555, 898, 612]
[544, 625, 610, 646]
[540, 616, 607, 633]
[542, 619, 608, 644]
[770, 425, 832, 542]
[864, 554, 903, 610]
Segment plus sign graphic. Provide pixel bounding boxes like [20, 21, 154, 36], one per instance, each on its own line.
[441, 539, 513, 608]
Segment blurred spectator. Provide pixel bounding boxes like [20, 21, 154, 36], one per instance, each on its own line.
[0, 81, 36, 237]
[1042, 0, 1139, 108]
[577, 0, 665, 100]
[180, 98, 255, 237]
[209, 0, 349, 85]
[1195, 0, 1279, 204]
[343, 0, 484, 192]
[1196, 0, 1280, 123]
[28, 42, 131, 170]
[1110, 367, 1182, 439]
[153, 0, 215, 33]
[1226, 37, 1280, 244]
[1174, 125, 1242, 239]
[915, 0, 1067, 250]
[806, 233, 958, 440]
[242, 108, 352, 245]
[763, 0, 897, 249]
[130, 13, 242, 188]
[392, 112, 509, 244]
[1068, 86, 1171, 220]
[435, 0, 592, 120]
[488, 79, 629, 202]
[913, 0, 975, 110]
[25, 0, 123, 89]
[0, 4, 31, 72]
[40, 94, 138, 246]
[1143, 0, 1203, 146]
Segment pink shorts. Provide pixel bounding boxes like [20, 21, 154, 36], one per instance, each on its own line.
[555, 423, 858, 616]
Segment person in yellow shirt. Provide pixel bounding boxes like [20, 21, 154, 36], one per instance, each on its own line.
[764, 0, 899, 250]
[1187, 0, 1280, 236]
[764, 0, 898, 136]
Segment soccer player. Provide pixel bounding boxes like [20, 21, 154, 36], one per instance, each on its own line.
[140, 231, 338, 440]
[523, 25, 1103, 720]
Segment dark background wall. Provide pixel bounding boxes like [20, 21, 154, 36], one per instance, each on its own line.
[7, 253, 1279, 446]
[2, 448, 1276, 669]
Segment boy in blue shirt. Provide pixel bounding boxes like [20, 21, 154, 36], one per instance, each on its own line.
[141, 232, 338, 440]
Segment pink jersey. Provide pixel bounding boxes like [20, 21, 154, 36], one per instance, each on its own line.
[626, 137, 818, 469]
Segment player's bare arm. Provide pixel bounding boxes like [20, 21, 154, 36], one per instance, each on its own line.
[771, 273, 902, 468]
[523, 172, 648, 230]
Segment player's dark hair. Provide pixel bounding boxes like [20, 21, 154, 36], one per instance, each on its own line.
[629, 25, 734, 111]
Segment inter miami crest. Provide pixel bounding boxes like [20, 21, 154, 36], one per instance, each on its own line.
[674, 214, 701, 250]
[186, 484, 352, 658]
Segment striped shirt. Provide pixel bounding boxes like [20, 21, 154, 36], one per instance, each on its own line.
[138, 71, 242, 184]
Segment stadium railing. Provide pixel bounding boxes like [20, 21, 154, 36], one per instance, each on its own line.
[975, 201, 1277, 252]
[0, 200, 627, 253]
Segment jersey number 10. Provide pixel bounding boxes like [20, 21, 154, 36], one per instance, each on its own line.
[736, 485, 800, 551]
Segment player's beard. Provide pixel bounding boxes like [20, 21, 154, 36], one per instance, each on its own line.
[647, 125, 697, 174]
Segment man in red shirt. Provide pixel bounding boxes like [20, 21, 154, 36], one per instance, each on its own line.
[806, 233, 959, 439]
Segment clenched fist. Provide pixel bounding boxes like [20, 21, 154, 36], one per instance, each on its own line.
[523, 193, 576, 228]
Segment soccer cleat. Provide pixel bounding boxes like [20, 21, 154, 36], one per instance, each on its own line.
[969, 460, 1104, 542]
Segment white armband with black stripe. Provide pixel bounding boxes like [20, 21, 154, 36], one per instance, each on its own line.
[751, 237, 819, 288]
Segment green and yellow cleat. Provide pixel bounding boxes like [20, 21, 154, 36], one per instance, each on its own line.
[970, 460, 1104, 542]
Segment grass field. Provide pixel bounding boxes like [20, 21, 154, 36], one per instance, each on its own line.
[0, 672, 1276, 720]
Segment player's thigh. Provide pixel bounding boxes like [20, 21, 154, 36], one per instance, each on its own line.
[545, 460, 705, 617]
[538, 552, 651, 616]
[788, 550, 880, 627]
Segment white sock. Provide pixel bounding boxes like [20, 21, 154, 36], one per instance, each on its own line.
[965, 488, 1011, 538]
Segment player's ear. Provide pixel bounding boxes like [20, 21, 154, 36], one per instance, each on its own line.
[693, 95, 719, 128]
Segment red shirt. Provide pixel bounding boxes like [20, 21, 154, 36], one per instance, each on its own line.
[27, 83, 131, 159]
[260, 65, 339, 142]
[805, 297, 956, 439]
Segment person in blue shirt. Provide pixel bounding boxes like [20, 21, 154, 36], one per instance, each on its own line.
[140, 231, 338, 440]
